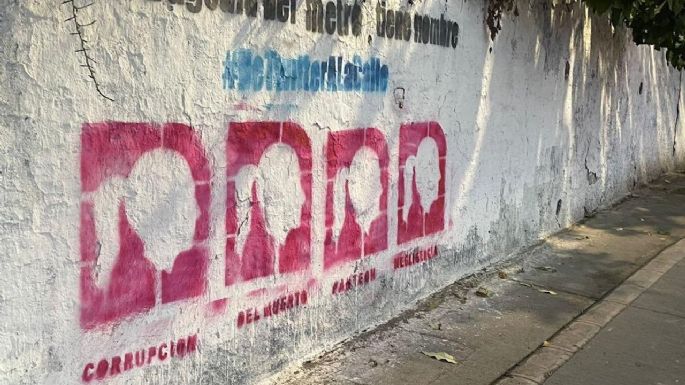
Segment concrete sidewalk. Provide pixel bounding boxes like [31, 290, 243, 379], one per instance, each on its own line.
[542, 245, 685, 385]
[271, 173, 685, 385]
[499, 232, 685, 385]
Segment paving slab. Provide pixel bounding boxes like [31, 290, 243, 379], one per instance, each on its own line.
[514, 221, 677, 300]
[544, 306, 685, 385]
[511, 174, 685, 300]
[496, 239, 685, 385]
[630, 259, 685, 318]
[583, 177, 685, 239]
[403, 280, 592, 385]
[329, 330, 468, 385]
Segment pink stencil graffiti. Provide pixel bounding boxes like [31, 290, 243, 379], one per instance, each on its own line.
[80, 123, 210, 329]
[225, 122, 312, 285]
[397, 122, 447, 244]
[324, 128, 389, 269]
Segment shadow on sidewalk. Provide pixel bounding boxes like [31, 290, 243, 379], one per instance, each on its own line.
[272, 172, 685, 385]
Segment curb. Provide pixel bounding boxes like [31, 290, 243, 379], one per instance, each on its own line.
[494, 238, 685, 385]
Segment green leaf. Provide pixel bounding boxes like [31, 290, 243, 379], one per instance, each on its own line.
[588, 0, 615, 14]
[587, 0, 685, 69]
[610, 8, 624, 26]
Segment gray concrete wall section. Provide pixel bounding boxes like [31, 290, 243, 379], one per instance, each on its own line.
[1, 0, 684, 384]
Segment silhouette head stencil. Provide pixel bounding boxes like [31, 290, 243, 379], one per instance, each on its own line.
[92, 149, 199, 304]
[226, 122, 312, 285]
[402, 137, 440, 223]
[234, 143, 306, 276]
[80, 122, 210, 329]
[398, 122, 447, 244]
[333, 146, 382, 244]
[324, 128, 389, 269]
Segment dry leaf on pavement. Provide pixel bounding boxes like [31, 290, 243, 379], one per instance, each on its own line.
[422, 351, 459, 364]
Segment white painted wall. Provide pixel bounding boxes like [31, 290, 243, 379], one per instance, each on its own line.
[0, 0, 682, 384]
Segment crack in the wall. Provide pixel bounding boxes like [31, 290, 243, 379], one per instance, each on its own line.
[584, 157, 598, 185]
[673, 72, 682, 157]
[583, 136, 598, 186]
[181, 90, 193, 127]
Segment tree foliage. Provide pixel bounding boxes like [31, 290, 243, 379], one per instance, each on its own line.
[585, 0, 685, 69]
[485, 0, 685, 70]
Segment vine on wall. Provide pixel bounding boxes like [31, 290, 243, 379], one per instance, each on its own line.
[61, 0, 113, 102]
